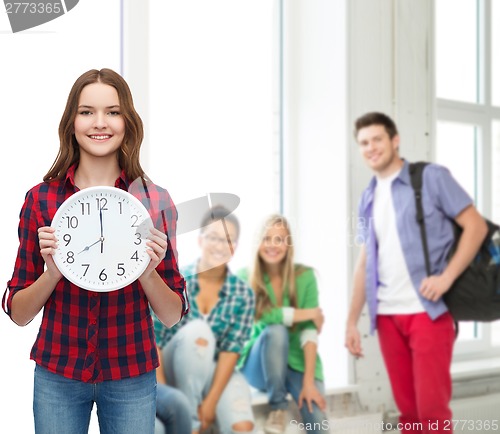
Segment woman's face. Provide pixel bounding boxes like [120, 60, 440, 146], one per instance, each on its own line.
[74, 82, 125, 160]
[258, 222, 290, 266]
[198, 220, 238, 271]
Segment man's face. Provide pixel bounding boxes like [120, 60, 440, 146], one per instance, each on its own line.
[356, 124, 400, 175]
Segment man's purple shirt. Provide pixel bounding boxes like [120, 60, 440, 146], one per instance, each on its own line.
[357, 160, 473, 333]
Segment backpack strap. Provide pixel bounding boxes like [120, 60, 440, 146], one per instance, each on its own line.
[409, 162, 431, 276]
[409, 161, 459, 337]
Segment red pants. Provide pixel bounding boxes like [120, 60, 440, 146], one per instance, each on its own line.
[377, 312, 455, 434]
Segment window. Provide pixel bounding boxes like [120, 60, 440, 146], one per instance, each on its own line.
[146, 0, 280, 270]
[435, 0, 479, 103]
[435, 0, 500, 355]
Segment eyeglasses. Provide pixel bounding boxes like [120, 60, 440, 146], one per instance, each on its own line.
[202, 233, 237, 247]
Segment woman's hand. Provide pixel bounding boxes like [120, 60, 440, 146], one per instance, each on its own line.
[298, 382, 326, 413]
[198, 396, 217, 431]
[37, 226, 63, 282]
[141, 228, 168, 279]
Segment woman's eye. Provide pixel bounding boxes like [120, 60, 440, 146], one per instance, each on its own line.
[79, 111, 92, 115]
[109, 111, 121, 116]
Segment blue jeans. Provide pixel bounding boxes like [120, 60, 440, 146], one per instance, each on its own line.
[33, 365, 156, 434]
[163, 319, 255, 434]
[155, 383, 191, 434]
[241, 324, 329, 434]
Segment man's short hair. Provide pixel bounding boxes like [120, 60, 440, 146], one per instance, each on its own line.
[354, 112, 399, 139]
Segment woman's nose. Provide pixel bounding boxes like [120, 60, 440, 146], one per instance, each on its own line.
[93, 112, 107, 129]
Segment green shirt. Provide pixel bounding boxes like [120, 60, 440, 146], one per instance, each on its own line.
[237, 265, 324, 381]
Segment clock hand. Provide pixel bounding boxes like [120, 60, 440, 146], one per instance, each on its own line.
[100, 207, 104, 254]
[100, 207, 103, 238]
[78, 238, 103, 254]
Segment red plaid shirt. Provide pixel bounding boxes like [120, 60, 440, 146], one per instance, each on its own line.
[3, 165, 188, 383]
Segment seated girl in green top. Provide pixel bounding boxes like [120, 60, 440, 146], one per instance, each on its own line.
[238, 214, 329, 434]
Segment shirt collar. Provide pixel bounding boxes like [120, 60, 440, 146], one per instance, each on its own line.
[396, 159, 411, 186]
[63, 164, 130, 191]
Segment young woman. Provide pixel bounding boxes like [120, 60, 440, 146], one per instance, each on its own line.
[3, 68, 189, 434]
[239, 214, 329, 434]
[153, 205, 256, 434]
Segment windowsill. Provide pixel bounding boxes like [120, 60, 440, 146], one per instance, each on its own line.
[451, 356, 500, 381]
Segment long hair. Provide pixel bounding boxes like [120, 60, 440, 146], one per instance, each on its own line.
[44, 68, 145, 182]
[250, 214, 303, 320]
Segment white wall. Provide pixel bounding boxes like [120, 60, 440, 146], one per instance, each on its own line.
[0, 3, 121, 433]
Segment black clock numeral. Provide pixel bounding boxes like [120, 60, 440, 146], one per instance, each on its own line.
[117, 263, 125, 276]
[99, 269, 108, 281]
[82, 264, 90, 276]
[63, 234, 71, 246]
[66, 251, 75, 264]
[81, 202, 91, 215]
[64, 216, 79, 229]
[118, 202, 123, 214]
[131, 215, 139, 227]
[134, 233, 142, 245]
[96, 198, 108, 211]
[131, 251, 139, 261]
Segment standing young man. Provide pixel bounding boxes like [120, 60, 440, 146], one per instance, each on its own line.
[345, 112, 488, 433]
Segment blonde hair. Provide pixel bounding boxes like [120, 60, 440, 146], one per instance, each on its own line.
[250, 214, 305, 319]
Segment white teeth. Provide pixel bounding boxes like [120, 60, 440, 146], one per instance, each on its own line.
[90, 135, 110, 140]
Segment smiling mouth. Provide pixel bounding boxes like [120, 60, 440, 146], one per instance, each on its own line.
[89, 135, 112, 140]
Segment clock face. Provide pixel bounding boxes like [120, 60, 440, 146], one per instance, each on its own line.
[51, 186, 153, 292]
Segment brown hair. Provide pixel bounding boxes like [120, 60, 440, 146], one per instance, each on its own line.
[44, 68, 145, 182]
[250, 214, 304, 320]
[354, 111, 399, 140]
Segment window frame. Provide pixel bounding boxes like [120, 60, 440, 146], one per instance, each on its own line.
[434, 0, 500, 359]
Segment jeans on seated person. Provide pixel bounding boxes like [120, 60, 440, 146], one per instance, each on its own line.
[156, 383, 192, 434]
[241, 324, 330, 434]
[163, 319, 255, 434]
[34, 364, 156, 434]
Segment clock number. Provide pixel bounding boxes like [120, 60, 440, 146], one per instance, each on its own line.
[118, 202, 123, 214]
[65, 216, 79, 229]
[134, 233, 142, 245]
[82, 264, 90, 276]
[81, 202, 91, 215]
[131, 251, 139, 261]
[66, 251, 75, 264]
[63, 234, 71, 246]
[96, 198, 108, 211]
[117, 263, 125, 276]
[131, 215, 139, 227]
[99, 269, 108, 281]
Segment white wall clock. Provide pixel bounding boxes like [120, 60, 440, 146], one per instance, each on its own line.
[51, 186, 153, 292]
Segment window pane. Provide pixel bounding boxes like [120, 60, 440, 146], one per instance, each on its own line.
[492, 0, 500, 106]
[436, 122, 477, 200]
[436, 122, 479, 341]
[435, 0, 479, 103]
[148, 1, 278, 269]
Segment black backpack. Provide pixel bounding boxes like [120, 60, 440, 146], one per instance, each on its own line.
[409, 162, 500, 322]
